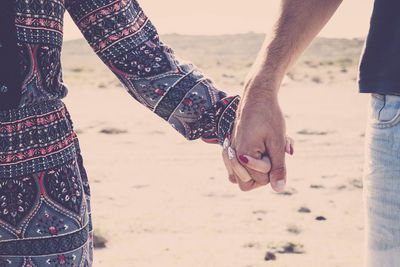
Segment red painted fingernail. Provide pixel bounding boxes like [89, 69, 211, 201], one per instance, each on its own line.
[290, 144, 294, 155]
[239, 155, 249, 164]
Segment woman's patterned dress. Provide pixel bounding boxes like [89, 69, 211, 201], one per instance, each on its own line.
[0, 0, 240, 266]
[0, 101, 93, 266]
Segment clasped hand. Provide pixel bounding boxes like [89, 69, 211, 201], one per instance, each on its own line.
[221, 97, 293, 192]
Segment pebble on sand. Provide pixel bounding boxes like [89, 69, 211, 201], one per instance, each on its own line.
[298, 207, 311, 213]
[99, 127, 128, 134]
[268, 242, 305, 254]
[93, 233, 107, 249]
[264, 252, 277, 261]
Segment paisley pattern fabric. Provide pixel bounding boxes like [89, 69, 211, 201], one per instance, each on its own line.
[2, 0, 240, 145]
[0, 100, 93, 266]
[0, 0, 241, 265]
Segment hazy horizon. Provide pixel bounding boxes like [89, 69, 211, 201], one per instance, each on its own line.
[64, 0, 374, 41]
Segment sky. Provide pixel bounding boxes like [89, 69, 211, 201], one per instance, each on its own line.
[64, 0, 375, 41]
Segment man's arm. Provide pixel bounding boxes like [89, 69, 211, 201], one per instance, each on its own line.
[229, 0, 343, 192]
[245, 0, 343, 99]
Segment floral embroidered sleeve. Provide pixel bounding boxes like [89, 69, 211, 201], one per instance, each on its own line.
[65, 0, 239, 145]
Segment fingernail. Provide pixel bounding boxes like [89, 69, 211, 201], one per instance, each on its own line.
[276, 180, 286, 191]
[239, 155, 249, 164]
[290, 144, 294, 155]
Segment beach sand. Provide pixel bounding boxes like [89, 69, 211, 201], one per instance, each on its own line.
[62, 34, 367, 267]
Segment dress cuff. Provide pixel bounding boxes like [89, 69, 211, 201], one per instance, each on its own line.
[217, 96, 240, 146]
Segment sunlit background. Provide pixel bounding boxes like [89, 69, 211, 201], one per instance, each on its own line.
[61, 1, 376, 266]
[64, 0, 374, 41]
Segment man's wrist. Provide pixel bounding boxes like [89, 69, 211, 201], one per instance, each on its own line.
[244, 58, 287, 95]
[243, 75, 281, 103]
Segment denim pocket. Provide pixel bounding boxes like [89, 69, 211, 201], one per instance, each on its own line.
[371, 94, 400, 128]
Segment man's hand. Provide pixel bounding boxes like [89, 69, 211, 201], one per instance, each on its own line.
[221, 96, 294, 192]
[221, 135, 272, 191]
[232, 95, 288, 192]
[220, 0, 342, 192]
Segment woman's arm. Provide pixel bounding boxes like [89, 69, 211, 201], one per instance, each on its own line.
[65, 0, 239, 145]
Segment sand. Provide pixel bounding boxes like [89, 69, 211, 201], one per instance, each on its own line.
[61, 34, 367, 267]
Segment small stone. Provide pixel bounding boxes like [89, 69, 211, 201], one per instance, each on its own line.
[315, 216, 326, 221]
[93, 233, 107, 249]
[278, 191, 293, 196]
[252, 210, 267, 215]
[264, 251, 276, 261]
[99, 127, 127, 135]
[349, 179, 363, 189]
[310, 184, 324, 189]
[298, 207, 311, 213]
[267, 242, 305, 254]
[277, 242, 305, 254]
[243, 242, 259, 248]
[287, 224, 301, 234]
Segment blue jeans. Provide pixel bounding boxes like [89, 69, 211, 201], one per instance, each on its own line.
[363, 93, 400, 266]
